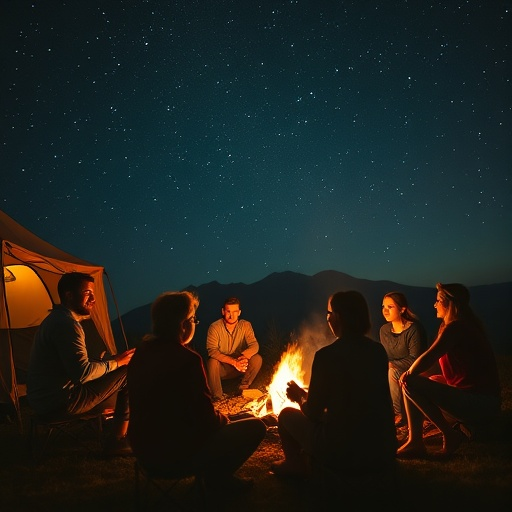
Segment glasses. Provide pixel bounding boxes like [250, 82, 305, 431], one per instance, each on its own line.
[326, 310, 333, 317]
[187, 315, 200, 325]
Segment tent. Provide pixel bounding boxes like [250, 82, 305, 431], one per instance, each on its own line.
[0, 209, 127, 430]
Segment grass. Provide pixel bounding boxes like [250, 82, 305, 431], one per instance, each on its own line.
[1, 355, 511, 511]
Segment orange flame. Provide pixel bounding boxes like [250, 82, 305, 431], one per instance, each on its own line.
[251, 343, 307, 417]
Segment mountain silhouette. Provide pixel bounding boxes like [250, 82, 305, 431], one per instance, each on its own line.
[112, 270, 512, 356]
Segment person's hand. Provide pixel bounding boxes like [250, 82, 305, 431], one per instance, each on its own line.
[286, 380, 307, 404]
[399, 370, 410, 386]
[115, 348, 136, 367]
[234, 356, 248, 373]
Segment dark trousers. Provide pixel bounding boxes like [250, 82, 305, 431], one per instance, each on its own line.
[67, 367, 129, 422]
[189, 418, 267, 481]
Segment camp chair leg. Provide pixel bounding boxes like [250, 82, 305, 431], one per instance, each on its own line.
[29, 412, 104, 462]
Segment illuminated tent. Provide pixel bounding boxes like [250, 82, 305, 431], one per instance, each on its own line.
[0, 209, 126, 430]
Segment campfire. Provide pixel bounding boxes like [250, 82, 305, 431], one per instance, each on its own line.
[247, 342, 308, 418]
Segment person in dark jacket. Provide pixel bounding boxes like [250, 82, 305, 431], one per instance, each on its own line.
[127, 290, 266, 494]
[271, 290, 397, 478]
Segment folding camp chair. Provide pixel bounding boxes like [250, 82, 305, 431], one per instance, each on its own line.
[29, 409, 105, 462]
[134, 459, 203, 512]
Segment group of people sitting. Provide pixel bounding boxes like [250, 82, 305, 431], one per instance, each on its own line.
[26, 272, 502, 498]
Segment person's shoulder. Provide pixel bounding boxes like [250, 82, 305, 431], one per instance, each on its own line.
[408, 321, 426, 334]
[354, 335, 387, 354]
[314, 342, 336, 363]
[316, 336, 376, 359]
[182, 344, 202, 360]
[447, 319, 480, 338]
[41, 305, 73, 325]
[362, 335, 383, 346]
[183, 342, 200, 354]
[132, 337, 162, 355]
[317, 338, 343, 356]
[48, 305, 70, 317]
[182, 345, 207, 371]
[444, 320, 464, 332]
[208, 318, 223, 329]
[410, 320, 425, 329]
[363, 336, 389, 360]
[379, 323, 391, 334]
[136, 339, 198, 358]
[440, 320, 474, 345]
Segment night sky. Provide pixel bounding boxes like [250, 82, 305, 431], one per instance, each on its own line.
[2, 1, 511, 315]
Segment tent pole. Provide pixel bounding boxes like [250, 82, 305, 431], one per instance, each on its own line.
[103, 271, 129, 351]
[1, 251, 23, 433]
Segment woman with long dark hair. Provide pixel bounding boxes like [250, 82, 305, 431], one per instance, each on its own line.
[380, 291, 427, 428]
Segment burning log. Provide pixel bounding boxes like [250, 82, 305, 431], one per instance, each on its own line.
[246, 392, 271, 417]
[246, 342, 309, 420]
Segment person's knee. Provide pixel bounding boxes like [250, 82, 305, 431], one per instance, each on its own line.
[278, 406, 302, 427]
[388, 367, 400, 381]
[249, 353, 263, 371]
[401, 373, 425, 399]
[247, 418, 267, 440]
[207, 358, 221, 372]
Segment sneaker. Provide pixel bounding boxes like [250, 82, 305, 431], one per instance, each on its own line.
[395, 415, 407, 428]
[396, 425, 408, 443]
[423, 420, 440, 437]
[233, 384, 250, 397]
[232, 388, 245, 397]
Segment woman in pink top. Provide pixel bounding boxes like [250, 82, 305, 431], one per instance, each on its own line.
[396, 283, 501, 459]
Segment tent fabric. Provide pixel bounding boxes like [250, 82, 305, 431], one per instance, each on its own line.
[0, 209, 123, 429]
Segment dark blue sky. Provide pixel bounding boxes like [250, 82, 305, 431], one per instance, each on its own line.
[2, 1, 511, 315]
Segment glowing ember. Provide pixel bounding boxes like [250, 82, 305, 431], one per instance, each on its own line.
[250, 343, 307, 417]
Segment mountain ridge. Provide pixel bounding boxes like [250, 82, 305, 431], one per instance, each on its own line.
[112, 270, 512, 355]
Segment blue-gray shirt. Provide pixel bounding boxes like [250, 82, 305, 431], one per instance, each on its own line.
[379, 321, 427, 374]
[27, 305, 117, 414]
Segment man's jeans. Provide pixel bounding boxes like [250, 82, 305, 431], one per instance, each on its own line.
[67, 367, 129, 422]
[207, 354, 262, 399]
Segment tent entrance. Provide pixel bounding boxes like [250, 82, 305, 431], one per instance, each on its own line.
[4, 265, 53, 329]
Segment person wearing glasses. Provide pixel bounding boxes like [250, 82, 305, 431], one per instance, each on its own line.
[397, 283, 501, 459]
[270, 291, 397, 488]
[206, 297, 262, 401]
[27, 272, 135, 457]
[127, 291, 266, 497]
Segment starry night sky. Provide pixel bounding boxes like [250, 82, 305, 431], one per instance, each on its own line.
[2, 1, 511, 315]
